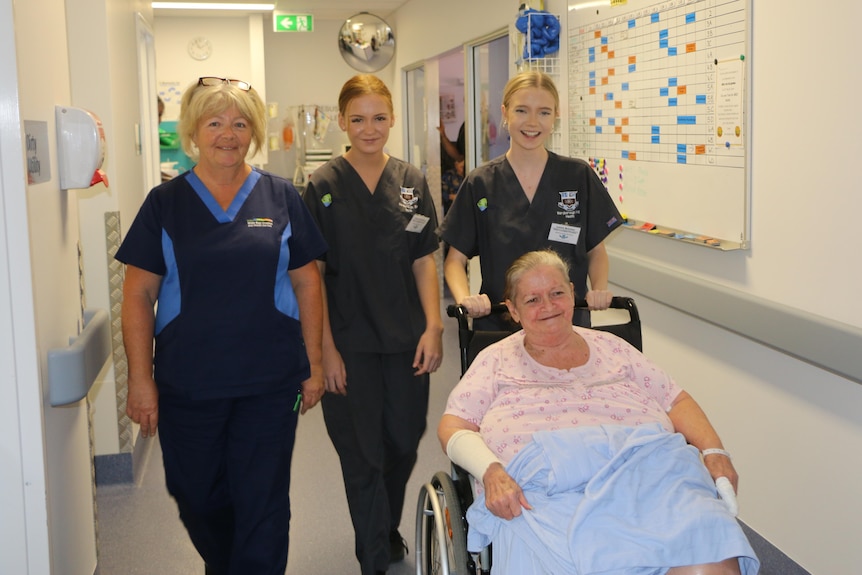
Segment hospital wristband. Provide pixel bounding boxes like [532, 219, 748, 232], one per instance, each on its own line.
[446, 429, 502, 480]
[701, 448, 731, 459]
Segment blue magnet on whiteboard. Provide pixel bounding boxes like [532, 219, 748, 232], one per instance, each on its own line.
[725, 141, 730, 148]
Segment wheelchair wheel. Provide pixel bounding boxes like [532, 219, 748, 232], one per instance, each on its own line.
[415, 471, 471, 575]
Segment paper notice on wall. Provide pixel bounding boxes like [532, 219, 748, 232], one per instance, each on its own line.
[715, 58, 745, 149]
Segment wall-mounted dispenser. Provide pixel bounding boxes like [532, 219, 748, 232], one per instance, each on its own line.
[55, 106, 108, 189]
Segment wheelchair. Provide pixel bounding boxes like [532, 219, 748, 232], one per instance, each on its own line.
[415, 297, 642, 575]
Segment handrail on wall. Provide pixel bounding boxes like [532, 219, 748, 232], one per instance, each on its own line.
[47, 308, 111, 407]
[608, 251, 862, 385]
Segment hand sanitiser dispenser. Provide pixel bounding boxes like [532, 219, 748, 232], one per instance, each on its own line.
[55, 106, 108, 189]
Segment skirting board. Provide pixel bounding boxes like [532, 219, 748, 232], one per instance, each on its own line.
[94, 431, 154, 486]
[608, 250, 862, 385]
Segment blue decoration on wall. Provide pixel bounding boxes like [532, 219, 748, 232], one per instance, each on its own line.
[516, 8, 560, 60]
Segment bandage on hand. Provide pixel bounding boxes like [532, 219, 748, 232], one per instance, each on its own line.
[715, 476, 739, 516]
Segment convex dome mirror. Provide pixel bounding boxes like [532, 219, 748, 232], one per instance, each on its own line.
[338, 12, 395, 72]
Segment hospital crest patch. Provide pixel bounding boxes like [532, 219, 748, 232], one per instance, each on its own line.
[558, 191, 579, 212]
[399, 187, 419, 212]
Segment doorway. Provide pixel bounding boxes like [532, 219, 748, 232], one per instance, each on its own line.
[466, 31, 510, 170]
[404, 64, 426, 172]
[458, 29, 511, 295]
[437, 48, 465, 218]
[136, 13, 160, 202]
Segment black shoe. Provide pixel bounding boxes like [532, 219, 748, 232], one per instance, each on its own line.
[389, 529, 408, 563]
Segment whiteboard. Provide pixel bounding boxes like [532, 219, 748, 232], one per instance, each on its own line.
[567, 0, 750, 249]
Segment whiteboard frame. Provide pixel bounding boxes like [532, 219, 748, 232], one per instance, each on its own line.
[568, 0, 752, 250]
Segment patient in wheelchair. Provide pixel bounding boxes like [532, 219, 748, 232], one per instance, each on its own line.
[437, 250, 760, 575]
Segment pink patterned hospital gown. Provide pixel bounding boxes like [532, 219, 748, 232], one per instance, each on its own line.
[444, 327, 683, 465]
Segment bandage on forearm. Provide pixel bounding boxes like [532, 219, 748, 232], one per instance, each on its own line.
[445, 429, 502, 480]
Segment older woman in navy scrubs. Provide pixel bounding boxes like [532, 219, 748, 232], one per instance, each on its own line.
[117, 77, 327, 575]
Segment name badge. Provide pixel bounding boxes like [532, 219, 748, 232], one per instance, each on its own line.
[548, 223, 581, 245]
[406, 213, 430, 233]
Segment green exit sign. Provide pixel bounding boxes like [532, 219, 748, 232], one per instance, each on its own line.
[274, 14, 314, 32]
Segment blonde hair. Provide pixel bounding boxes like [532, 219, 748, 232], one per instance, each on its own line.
[501, 70, 560, 114]
[503, 249, 571, 302]
[177, 80, 266, 160]
[338, 74, 394, 117]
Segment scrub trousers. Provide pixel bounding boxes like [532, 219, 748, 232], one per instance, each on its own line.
[322, 349, 430, 575]
[158, 385, 301, 575]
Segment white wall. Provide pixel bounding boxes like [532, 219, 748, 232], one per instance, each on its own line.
[0, 0, 49, 569]
[2, 0, 155, 572]
[155, 16, 255, 101]
[261, 18, 372, 180]
[153, 15, 269, 170]
[7, 0, 93, 572]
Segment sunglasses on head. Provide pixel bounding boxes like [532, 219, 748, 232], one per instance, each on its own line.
[198, 77, 251, 91]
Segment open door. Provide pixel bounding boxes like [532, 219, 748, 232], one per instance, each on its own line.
[466, 30, 510, 171]
[462, 29, 510, 295]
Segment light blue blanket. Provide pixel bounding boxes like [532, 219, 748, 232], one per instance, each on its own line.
[466, 424, 760, 575]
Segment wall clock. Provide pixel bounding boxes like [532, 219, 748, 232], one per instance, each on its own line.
[188, 36, 212, 61]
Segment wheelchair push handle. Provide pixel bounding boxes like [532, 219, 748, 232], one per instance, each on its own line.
[446, 296, 634, 319]
[446, 302, 507, 320]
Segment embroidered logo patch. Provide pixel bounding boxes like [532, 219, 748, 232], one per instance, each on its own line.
[246, 218, 273, 228]
[399, 187, 419, 212]
[321, 193, 332, 207]
[477, 197, 488, 212]
[558, 191, 579, 212]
